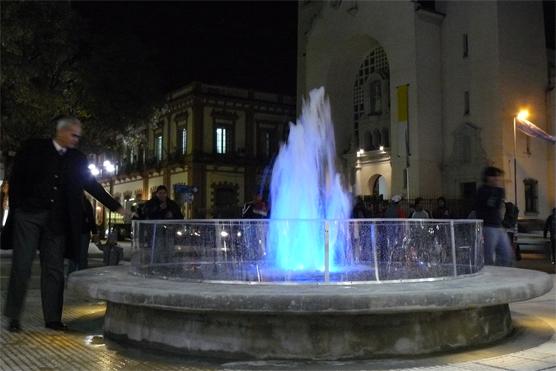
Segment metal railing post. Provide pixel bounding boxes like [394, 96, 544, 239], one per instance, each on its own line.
[150, 223, 157, 265]
[371, 223, 380, 282]
[450, 220, 457, 277]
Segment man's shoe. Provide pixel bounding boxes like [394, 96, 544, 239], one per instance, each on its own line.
[45, 321, 68, 331]
[8, 319, 21, 332]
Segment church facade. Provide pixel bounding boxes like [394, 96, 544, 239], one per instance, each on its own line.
[298, 0, 555, 218]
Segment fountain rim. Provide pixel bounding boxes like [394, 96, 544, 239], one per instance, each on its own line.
[132, 218, 483, 223]
[130, 268, 484, 285]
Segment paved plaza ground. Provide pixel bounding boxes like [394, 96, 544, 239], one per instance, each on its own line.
[0, 246, 554, 371]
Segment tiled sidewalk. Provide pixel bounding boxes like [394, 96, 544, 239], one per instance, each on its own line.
[0, 254, 554, 370]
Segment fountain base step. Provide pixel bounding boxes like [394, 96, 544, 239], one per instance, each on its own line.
[68, 265, 552, 360]
[104, 302, 511, 359]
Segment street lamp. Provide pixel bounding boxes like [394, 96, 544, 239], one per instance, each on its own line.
[513, 109, 529, 215]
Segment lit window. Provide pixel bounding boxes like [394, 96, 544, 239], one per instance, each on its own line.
[216, 127, 229, 154]
[155, 135, 163, 161]
[179, 128, 187, 155]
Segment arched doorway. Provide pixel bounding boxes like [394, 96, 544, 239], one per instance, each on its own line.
[368, 174, 387, 197]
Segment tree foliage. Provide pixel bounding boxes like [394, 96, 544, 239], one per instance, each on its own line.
[1, 2, 164, 157]
[1, 2, 83, 150]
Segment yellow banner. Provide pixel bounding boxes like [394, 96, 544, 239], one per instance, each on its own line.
[397, 84, 409, 123]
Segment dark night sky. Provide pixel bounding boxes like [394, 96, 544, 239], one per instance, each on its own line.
[72, 1, 554, 98]
[72, 1, 299, 96]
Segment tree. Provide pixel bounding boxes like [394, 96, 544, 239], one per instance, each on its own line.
[1, 2, 84, 153]
[1, 2, 164, 159]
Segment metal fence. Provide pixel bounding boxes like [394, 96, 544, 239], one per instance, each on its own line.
[131, 218, 483, 284]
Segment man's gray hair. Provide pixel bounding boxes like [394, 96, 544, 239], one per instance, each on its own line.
[55, 116, 82, 131]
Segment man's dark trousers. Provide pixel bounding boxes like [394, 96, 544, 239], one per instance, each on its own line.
[4, 209, 66, 323]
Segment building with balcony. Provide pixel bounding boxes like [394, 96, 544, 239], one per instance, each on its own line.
[298, 0, 555, 219]
[97, 82, 295, 224]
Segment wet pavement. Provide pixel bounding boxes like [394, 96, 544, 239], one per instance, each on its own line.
[0, 249, 555, 371]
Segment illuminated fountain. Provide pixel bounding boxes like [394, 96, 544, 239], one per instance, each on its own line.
[268, 88, 351, 274]
[69, 88, 552, 360]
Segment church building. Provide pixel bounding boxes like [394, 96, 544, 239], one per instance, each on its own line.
[297, 0, 555, 218]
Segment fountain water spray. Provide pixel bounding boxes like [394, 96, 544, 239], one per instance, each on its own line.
[268, 87, 352, 272]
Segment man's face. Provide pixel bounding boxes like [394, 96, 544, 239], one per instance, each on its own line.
[57, 123, 82, 148]
[156, 189, 168, 202]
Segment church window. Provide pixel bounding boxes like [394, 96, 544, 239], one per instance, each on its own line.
[462, 135, 471, 163]
[353, 46, 389, 128]
[369, 80, 382, 115]
[524, 178, 538, 213]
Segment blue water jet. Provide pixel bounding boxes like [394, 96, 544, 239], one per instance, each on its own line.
[268, 88, 352, 272]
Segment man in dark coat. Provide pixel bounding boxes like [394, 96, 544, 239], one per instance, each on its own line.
[3, 116, 127, 332]
[142, 185, 183, 220]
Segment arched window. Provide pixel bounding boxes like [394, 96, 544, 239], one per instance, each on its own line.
[353, 46, 389, 123]
[369, 80, 382, 115]
[369, 175, 387, 197]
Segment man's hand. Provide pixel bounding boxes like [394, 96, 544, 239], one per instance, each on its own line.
[116, 207, 134, 221]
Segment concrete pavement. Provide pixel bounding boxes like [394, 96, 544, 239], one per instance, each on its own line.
[0, 247, 554, 370]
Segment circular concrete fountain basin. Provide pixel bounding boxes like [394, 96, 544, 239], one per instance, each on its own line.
[68, 265, 552, 360]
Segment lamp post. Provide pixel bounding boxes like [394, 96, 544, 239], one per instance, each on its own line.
[513, 109, 529, 213]
[103, 160, 116, 239]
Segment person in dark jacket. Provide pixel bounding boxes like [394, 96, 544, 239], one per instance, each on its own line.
[142, 185, 183, 220]
[3, 116, 128, 333]
[432, 197, 451, 219]
[502, 202, 519, 260]
[384, 195, 406, 218]
[352, 196, 370, 218]
[476, 166, 512, 266]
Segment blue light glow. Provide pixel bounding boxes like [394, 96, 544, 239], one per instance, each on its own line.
[268, 88, 352, 272]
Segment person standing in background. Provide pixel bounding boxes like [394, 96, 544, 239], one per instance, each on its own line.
[502, 201, 519, 261]
[476, 166, 513, 266]
[432, 197, 451, 219]
[142, 185, 183, 220]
